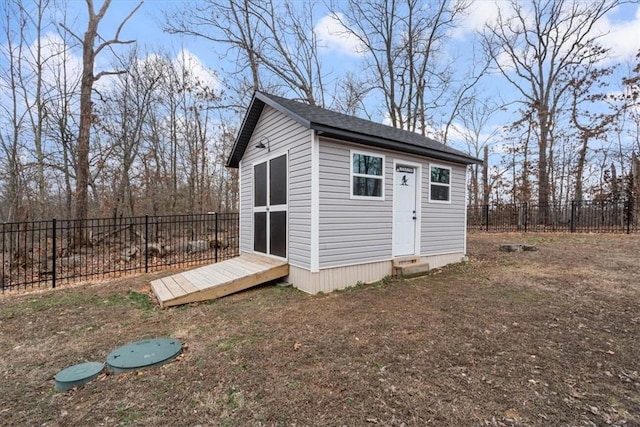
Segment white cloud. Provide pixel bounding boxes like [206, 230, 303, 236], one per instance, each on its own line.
[314, 13, 364, 56]
[598, 4, 640, 62]
[453, 0, 501, 38]
[38, 32, 82, 91]
[453, 0, 520, 39]
[469, 2, 640, 63]
[174, 49, 219, 89]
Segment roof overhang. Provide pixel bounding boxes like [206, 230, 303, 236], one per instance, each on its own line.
[227, 91, 482, 168]
[226, 94, 265, 168]
[312, 124, 481, 165]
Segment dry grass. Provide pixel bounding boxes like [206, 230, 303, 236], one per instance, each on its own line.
[0, 233, 639, 426]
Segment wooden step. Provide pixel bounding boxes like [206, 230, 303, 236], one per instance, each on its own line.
[392, 256, 421, 268]
[392, 256, 430, 278]
[396, 261, 430, 278]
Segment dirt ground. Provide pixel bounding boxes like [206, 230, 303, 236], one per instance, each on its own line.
[1, 233, 639, 426]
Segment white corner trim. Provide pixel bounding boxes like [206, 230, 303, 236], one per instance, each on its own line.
[310, 130, 320, 272]
[238, 162, 243, 250]
[415, 163, 422, 255]
[464, 164, 469, 255]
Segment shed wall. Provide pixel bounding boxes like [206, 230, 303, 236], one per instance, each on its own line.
[420, 162, 467, 255]
[318, 138, 467, 269]
[318, 139, 393, 268]
[239, 106, 312, 269]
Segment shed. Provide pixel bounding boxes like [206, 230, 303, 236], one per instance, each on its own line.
[226, 91, 481, 293]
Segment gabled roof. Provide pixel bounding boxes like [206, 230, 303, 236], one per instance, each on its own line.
[226, 91, 481, 168]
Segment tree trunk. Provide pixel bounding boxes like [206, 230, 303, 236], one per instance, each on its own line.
[633, 153, 640, 198]
[482, 145, 490, 205]
[538, 111, 550, 224]
[574, 135, 589, 204]
[74, 13, 99, 247]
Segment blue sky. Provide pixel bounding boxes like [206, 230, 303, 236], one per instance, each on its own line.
[12, 0, 640, 161]
[99, 0, 640, 121]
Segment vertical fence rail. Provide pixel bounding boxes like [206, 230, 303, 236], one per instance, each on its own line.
[52, 219, 57, 289]
[144, 215, 149, 274]
[1, 223, 5, 290]
[214, 212, 219, 264]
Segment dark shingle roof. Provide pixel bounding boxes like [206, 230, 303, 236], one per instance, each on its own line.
[226, 91, 481, 168]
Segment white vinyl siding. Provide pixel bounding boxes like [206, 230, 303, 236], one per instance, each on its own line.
[319, 138, 467, 267]
[239, 106, 312, 269]
[421, 162, 466, 255]
[319, 139, 393, 268]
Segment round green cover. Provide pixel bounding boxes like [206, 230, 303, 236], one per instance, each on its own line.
[55, 361, 104, 392]
[106, 338, 182, 374]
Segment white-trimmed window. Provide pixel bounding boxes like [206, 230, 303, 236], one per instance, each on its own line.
[430, 164, 451, 202]
[350, 150, 385, 199]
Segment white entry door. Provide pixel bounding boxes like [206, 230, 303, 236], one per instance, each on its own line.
[393, 164, 417, 256]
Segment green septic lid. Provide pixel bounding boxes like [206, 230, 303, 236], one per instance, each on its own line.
[55, 361, 105, 392]
[106, 338, 182, 374]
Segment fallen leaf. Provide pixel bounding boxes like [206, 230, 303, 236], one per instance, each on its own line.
[569, 389, 583, 399]
[293, 342, 302, 351]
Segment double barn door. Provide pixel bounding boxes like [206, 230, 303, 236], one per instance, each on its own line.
[253, 154, 287, 258]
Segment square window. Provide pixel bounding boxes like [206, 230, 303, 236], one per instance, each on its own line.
[351, 151, 384, 199]
[430, 165, 451, 203]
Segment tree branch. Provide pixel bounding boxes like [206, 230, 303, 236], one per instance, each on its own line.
[94, 1, 143, 57]
[58, 23, 83, 44]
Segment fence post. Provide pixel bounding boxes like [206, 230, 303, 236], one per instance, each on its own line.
[523, 202, 528, 233]
[626, 201, 630, 235]
[625, 195, 632, 235]
[484, 204, 489, 232]
[144, 215, 149, 273]
[1, 222, 5, 291]
[52, 218, 57, 289]
[570, 201, 577, 233]
[214, 212, 219, 263]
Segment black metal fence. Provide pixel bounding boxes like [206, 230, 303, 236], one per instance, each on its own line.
[467, 199, 639, 233]
[1, 213, 239, 292]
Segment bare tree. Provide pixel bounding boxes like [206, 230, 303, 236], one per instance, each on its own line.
[44, 6, 81, 219]
[61, 0, 141, 245]
[332, 0, 469, 135]
[164, 0, 262, 109]
[0, 0, 29, 221]
[16, 0, 52, 219]
[439, 43, 492, 145]
[164, 0, 326, 107]
[483, 0, 620, 221]
[97, 47, 162, 217]
[452, 96, 503, 206]
[331, 72, 372, 117]
[569, 56, 618, 203]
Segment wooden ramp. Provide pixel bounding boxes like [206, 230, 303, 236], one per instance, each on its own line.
[151, 253, 289, 308]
